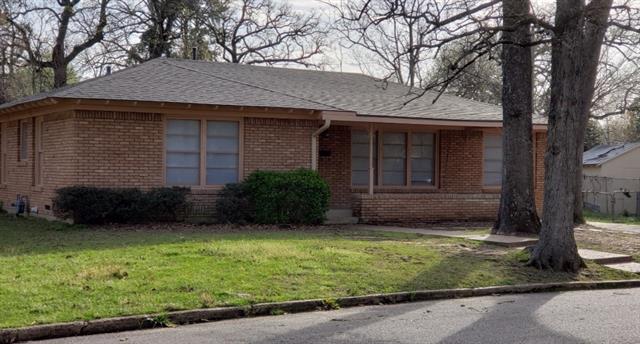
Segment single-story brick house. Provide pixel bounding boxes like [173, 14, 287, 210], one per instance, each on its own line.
[0, 58, 547, 223]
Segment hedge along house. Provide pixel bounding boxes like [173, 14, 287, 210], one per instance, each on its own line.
[0, 58, 547, 223]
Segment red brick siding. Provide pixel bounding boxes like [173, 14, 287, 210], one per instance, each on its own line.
[243, 117, 319, 174]
[318, 125, 351, 208]
[439, 130, 484, 193]
[0, 109, 547, 223]
[75, 111, 164, 188]
[0, 112, 77, 216]
[350, 129, 547, 223]
[355, 193, 500, 223]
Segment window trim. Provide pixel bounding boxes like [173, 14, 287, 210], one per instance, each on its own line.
[164, 116, 244, 189]
[350, 126, 439, 190]
[482, 130, 503, 189]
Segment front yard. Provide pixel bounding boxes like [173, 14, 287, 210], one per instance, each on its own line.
[0, 215, 635, 329]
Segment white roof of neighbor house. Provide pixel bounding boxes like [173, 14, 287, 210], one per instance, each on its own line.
[0, 58, 547, 124]
[583, 142, 640, 166]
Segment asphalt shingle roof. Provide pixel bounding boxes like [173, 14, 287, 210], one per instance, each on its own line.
[583, 142, 640, 166]
[0, 58, 545, 124]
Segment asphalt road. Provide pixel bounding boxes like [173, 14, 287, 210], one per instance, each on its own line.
[33, 288, 640, 344]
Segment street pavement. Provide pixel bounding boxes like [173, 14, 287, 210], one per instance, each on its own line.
[32, 288, 640, 344]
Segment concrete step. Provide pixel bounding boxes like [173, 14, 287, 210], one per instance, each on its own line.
[463, 234, 538, 248]
[604, 262, 640, 273]
[578, 249, 634, 264]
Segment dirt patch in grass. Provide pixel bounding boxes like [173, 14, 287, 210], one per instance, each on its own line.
[576, 225, 640, 260]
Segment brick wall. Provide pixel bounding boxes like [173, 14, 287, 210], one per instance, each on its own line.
[0, 112, 77, 216]
[318, 125, 351, 208]
[345, 129, 547, 223]
[243, 117, 319, 174]
[75, 111, 164, 188]
[0, 108, 547, 223]
[355, 193, 500, 223]
[439, 130, 484, 193]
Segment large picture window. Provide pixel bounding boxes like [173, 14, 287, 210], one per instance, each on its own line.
[483, 133, 503, 186]
[166, 119, 240, 186]
[351, 129, 436, 188]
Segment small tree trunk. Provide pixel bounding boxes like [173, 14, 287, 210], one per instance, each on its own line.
[492, 0, 540, 235]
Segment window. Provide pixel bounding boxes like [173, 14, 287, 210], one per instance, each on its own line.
[411, 133, 435, 186]
[206, 121, 239, 184]
[166, 119, 201, 185]
[165, 119, 240, 186]
[351, 130, 377, 185]
[19, 120, 28, 161]
[382, 132, 406, 185]
[352, 129, 436, 188]
[483, 133, 503, 186]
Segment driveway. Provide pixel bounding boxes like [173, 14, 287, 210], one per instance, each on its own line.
[33, 288, 640, 344]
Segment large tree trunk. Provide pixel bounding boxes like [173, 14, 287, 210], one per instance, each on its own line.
[573, 0, 613, 225]
[492, 0, 540, 235]
[528, 0, 612, 272]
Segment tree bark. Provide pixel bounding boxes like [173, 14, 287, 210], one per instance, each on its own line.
[573, 0, 613, 225]
[528, 0, 612, 272]
[492, 0, 540, 235]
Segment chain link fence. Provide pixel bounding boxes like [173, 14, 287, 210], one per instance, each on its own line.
[582, 175, 640, 216]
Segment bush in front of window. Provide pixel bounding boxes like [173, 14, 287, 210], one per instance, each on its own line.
[215, 183, 254, 224]
[216, 169, 330, 225]
[53, 186, 190, 224]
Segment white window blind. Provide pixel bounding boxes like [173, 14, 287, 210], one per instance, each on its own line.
[206, 121, 239, 185]
[483, 133, 503, 186]
[166, 120, 200, 185]
[411, 133, 435, 186]
[382, 132, 406, 185]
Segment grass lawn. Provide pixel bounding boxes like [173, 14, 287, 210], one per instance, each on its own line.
[584, 209, 640, 225]
[1, 215, 636, 329]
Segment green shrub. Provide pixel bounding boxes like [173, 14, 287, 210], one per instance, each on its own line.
[243, 169, 330, 225]
[53, 186, 189, 224]
[216, 183, 254, 224]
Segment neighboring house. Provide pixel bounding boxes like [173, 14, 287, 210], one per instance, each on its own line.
[583, 142, 640, 215]
[0, 58, 547, 223]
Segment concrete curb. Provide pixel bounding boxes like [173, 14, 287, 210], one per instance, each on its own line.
[3, 280, 640, 343]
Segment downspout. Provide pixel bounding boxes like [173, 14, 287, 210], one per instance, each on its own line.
[311, 119, 331, 171]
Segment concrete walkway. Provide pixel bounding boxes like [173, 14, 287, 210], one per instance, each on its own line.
[355, 224, 640, 273]
[587, 221, 640, 234]
[354, 225, 538, 247]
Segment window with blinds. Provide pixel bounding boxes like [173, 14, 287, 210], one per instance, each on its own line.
[483, 133, 503, 186]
